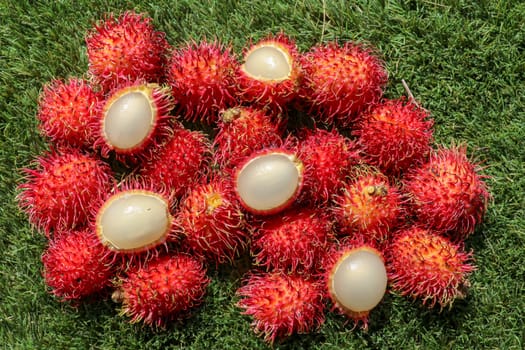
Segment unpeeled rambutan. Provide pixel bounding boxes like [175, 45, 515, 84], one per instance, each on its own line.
[404, 145, 490, 240]
[113, 253, 209, 326]
[236, 272, 325, 343]
[387, 226, 475, 308]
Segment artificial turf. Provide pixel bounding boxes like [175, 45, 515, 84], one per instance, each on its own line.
[0, 0, 524, 349]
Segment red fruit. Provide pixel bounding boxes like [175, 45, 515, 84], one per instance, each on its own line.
[86, 11, 169, 90]
[37, 78, 102, 148]
[298, 128, 360, 204]
[333, 171, 403, 242]
[17, 149, 113, 235]
[114, 253, 209, 326]
[354, 98, 434, 175]
[140, 123, 212, 198]
[236, 272, 325, 343]
[387, 226, 475, 308]
[213, 107, 283, 169]
[167, 40, 239, 124]
[251, 208, 334, 273]
[300, 41, 387, 127]
[236, 33, 302, 112]
[404, 145, 490, 240]
[176, 177, 247, 264]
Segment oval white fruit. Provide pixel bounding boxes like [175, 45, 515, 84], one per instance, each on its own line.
[243, 45, 291, 81]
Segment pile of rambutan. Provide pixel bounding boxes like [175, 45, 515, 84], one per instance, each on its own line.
[17, 10, 491, 345]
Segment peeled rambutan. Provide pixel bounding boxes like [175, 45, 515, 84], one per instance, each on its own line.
[236, 272, 325, 343]
[113, 253, 209, 326]
[353, 98, 434, 175]
[139, 123, 212, 198]
[236, 33, 302, 112]
[85, 11, 170, 90]
[251, 208, 334, 274]
[404, 145, 490, 240]
[42, 228, 114, 301]
[387, 226, 475, 309]
[298, 128, 361, 204]
[176, 176, 248, 264]
[167, 40, 239, 124]
[299, 41, 387, 127]
[333, 170, 403, 242]
[17, 148, 113, 235]
[37, 78, 102, 148]
[213, 106, 283, 169]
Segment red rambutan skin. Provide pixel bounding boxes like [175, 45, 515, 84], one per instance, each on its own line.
[116, 253, 209, 327]
[167, 40, 239, 124]
[213, 106, 283, 169]
[17, 148, 114, 236]
[42, 228, 114, 301]
[353, 98, 434, 176]
[236, 33, 302, 112]
[386, 226, 475, 309]
[251, 208, 334, 274]
[37, 78, 103, 148]
[403, 145, 490, 240]
[140, 123, 212, 198]
[298, 128, 361, 204]
[85, 11, 170, 91]
[333, 170, 403, 242]
[176, 176, 248, 264]
[236, 272, 325, 344]
[299, 41, 387, 127]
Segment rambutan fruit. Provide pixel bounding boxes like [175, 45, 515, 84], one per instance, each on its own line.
[17, 148, 113, 235]
[37, 77, 103, 148]
[333, 170, 403, 242]
[387, 226, 475, 309]
[42, 228, 114, 301]
[297, 128, 361, 204]
[324, 243, 388, 328]
[251, 208, 334, 274]
[85, 11, 170, 90]
[92, 80, 174, 163]
[236, 33, 302, 112]
[299, 41, 387, 127]
[113, 253, 209, 326]
[404, 145, 490, 240]
[234, 147, 304, 215]
[176, 176, 247, 264]
[236, 272, 325, 343]
[139, 123, 212, 198]
[353, 98, 434, 175]
[167, 40, 239, 124]
[213, 106, 283, 169]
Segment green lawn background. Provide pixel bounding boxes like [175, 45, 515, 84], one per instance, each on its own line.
[1, 1, 524, 349]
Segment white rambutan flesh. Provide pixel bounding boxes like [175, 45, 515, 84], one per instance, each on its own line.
[243, 46, 291, 81]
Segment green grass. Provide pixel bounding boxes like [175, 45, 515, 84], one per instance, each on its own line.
[1, 0, 524, 349]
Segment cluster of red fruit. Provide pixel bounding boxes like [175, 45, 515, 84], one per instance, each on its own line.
[17, 10, 490, 344]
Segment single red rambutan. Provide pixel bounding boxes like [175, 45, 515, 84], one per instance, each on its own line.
[404, 145, 490, 240]
[37, 77, 103, 148]
[213, 106, 283, 169]
[42, 228, 114, 301]
[17, 148, 113, 235]
[176, 176, 248, 264]
[387, 226, 475, 309]
[113, 253, 209, 326]
[167, 40, 239, 124]
[236, 272, 325, 343]
[298, 128, 361, 204]
[85, 11, 170, 90]
[333, 170, 403, 242]
[251, 208, 334, 274]
[236, 33, 302, 112]
[354, 98, 434, 175]
[299, 41, 387, 127]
